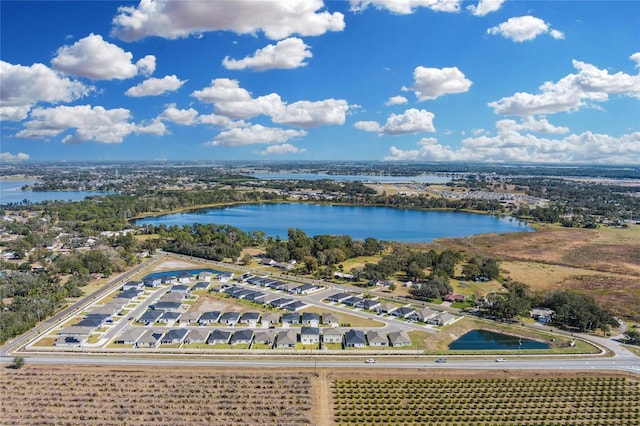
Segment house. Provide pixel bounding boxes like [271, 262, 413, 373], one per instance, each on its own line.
[151, 301, 182, 311]
[115, 288, 144, 300]
[217, 272, 234, 282]
[176, 271, 193, 283]
[179, 311, 200, 325]
[260, 257, 277, 266]
[78, 313, 111, 327]
[377, 303, 397, 315]
[444, 293, 466, 303]
[261, 313, 280, 327]
[266, 280, 289, 291]
[192, 281, 210, 291]
[321, 313, 339, 326]
[247, 276, 268, 286]
[326, 292, 352, 303]
[233, 289, 255, 300]
[158, 311, 181, 324]
[122, 281, 142, 291]
[91, 304, 120, 318]
[276, 330, 298, 348]
[224, 286, 245, 297]
[136, 331, 162, 348]
[388, 330, 412, 347]
[231, 329, 254, 345]
[301, 312, 320, 327]
[240, 312, 261, 327]
[334, 271, 354, 280]
[361, 299, 382, 311]
[139, 310, 163, 325]
[219, 311, 241, 326]
[281, 312, 300, 326]
[392, 306, 416, 319]
[160, 292, 186, 303]
[269, 297, 293, 308]
[322, 328, 343, 344]
[530, 308, 555, 324]
[57, 326, 94, 337]
[197, 271, 214, 281]
[283, 300, 307, 311]
[366, 330, 388, 347]
[142, 277, 162, 287]
[184, 329, 210, 344]
[411, 307, 439, 323]
[207, 329, 232, 345]
[115, 328, 146, 345]
[170, 284, 191, 294]
[342, 296, 364, 308]
[344, 329, 366, 348]
[161, 276, 177, 285]
[429, 312, 458, 326]
[300, 327, 320, 345]
[253, 330, 276, 346]
[198, 311, 221, 325]
[161, 328, 188, 345]
[244, 291, 266, 303]
[290, 283, 319, 295]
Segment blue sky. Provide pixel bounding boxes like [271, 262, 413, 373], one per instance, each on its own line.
[1, 0, 639, 164]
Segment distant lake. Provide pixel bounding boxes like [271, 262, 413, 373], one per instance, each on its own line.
[449, 329, 549, 350]
[135, 203, 533, 242]
[251, 173, 451, 183]
[0, 180, 107, 205]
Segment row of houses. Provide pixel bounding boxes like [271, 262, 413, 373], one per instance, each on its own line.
[139, 270, 233, 288]
[326, 292, 459, 326]
[220, 285, 308, 312]
[243, 275, 324, 296]
[114, 327, 413, 349]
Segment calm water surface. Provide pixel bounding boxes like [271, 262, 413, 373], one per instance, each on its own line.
[449, 329, 549, 350]
[136, 203, 533, 242]
[0, 180, 107, 205]
[251, 173, 451, 183]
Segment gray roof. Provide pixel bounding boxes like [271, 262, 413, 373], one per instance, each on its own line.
[231, 329, 254, 344]
[344, 329, 366, 346]
[388, 330, 412, 346]
[301, 326, 320, 336]
[208, 329, 232, 344]
[161, 328, 188, 344]
[220, 311, 241, 322]
[277, 330, 298, 346]
[185, 329, 210, 343]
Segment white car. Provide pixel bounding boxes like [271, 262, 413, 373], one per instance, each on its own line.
[365, 358, 376, 364]
[496, 358, 507, 362]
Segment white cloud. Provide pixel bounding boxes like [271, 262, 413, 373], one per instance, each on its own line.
[15, 104, 162, 144]
[159, 104, 198, 125]
[209, 124, 307, 147]
[354, 120, 382, 132]
[198, 113, 233, 127]
[51, 33, 156, 80]
[112, 0, 345, 41]
[467, 0, 506, 17]
[487, 16, 564, 42]
[0, 61, 91, 121]
[350, 0, 462, 14]
[384, 128, 640, 164]
[631, 52, 640, 67]
[489, 59, 640, 115]
[385, 95, 408, 106]
[125, 75, 186, 97]
[223, 37, 312, 71]
[272, 99, 350, 128]
[135, 55, 157, 76]
[258, 143, 306, 155]
[495, 117, 569, 134]
[0, 152, 30, 162]
[403, 66, 472, 101]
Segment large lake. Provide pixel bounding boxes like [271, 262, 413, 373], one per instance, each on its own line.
[0, 180, 106, 205]
[135, 203, 533, 242]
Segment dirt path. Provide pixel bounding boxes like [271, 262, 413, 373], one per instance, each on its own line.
[311, 370, 333, 426]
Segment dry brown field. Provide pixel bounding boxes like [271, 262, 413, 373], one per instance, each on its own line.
[1, 365, 638, 426]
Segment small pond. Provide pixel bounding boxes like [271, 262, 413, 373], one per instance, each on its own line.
[448, 329, 549, 350]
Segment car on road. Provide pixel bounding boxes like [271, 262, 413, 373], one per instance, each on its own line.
[435, 358, 447, 363]
[365, 359, 376, 364]
[496, 358, 506, 362]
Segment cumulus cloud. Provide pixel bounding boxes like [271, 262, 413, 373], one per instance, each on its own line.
[272, 99, 350, 128]
[0, 152, 30, 162]
[208, 124, 307, 147]
[385, 95, 408, 106]
[350, 0, 462, 14]
[223, 37, 312, 71]
[403, 66, 472, 101]
[51, 33, 156, 80]
[159, 104, 198, 125]
[631, 52, 640, 67]
[356, 108, 435, 135]
[384, 126, 640, 164]
[192, 78, 351, 127]
[0, 61, 91, 121]
[125, 75, 186, 97]
[112, 0, 345, 41]
[487, 16, 564, 42]
[16, 104, 164, 144]
[198, 113, 233, 127]
[467, 0, 506, 16]
[489, 59, 640, 115]
[258, 143, 306, 155]
[495, 117, 569, 134]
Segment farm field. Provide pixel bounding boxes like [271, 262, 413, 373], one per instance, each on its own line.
[1, 366, 638, 426]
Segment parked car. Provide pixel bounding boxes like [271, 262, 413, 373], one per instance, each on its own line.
[365, 358, 376, 364]
[435, 358, 447, 363]
[496, 358, 506, 362]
